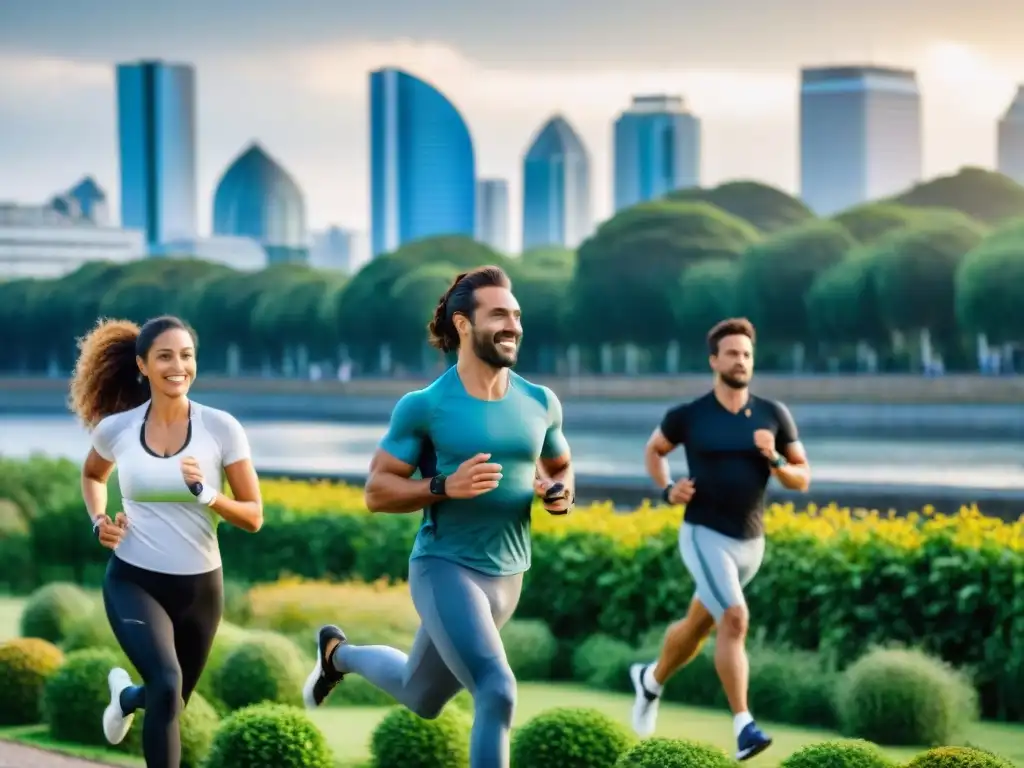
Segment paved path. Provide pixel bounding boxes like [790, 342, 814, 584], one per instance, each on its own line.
[0, 741, 117, 767]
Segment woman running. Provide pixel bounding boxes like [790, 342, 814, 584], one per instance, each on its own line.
[69, 315, 264, 768]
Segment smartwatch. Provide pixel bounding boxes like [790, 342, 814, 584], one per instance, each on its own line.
[661, 484, 673, 504]
[770, 454, 787, 469]
[429, 474, 447, 496]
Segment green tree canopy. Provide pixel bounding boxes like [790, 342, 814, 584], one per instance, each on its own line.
[97, 274, 181, 326]
[250, 269, 343, 358]
[737, 219, 857, 345]
[388, 261, 461, 360]
[872, 213, 988, 340]
[891, 166, 1024, 225]
[955, 237, 1024, 343]
[515, 246, 576, 277]
[832, 202, 955, 244]
[804, 246, 887, 345]
[666, 180, 815, 233]
[572, 200, 761, 345]
[671, 260, 740, 342]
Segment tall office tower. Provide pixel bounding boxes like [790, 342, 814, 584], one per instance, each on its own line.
[522, 115, 591, 250]
[997, 85, 1024, 186]
[370, 68, 476, 258]
[212, 142, 309, 264]
[476, 178, 510, 252]
[116, 60, 198, 246]
[800, 66, 922, 215]
[613, 95, 701, 211]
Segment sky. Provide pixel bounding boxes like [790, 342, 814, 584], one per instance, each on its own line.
[1, 0, 1023, 252]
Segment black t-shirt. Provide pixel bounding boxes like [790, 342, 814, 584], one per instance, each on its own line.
[659, 391, 799, 540]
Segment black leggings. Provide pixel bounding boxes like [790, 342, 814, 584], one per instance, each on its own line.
[102, 555, 223, 768]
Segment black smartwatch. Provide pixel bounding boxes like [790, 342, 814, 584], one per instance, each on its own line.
[429, 474, 447, 496]
[661, 484, 673, 503]
[770, 454, 787, 469]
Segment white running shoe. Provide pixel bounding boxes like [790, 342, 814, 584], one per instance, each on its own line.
[630, 663, 661, 738]
[102, 667, 135, 745]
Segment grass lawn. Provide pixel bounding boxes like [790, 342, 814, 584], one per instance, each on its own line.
[0, 724, 142, 766]
[0, 594, 24, 640]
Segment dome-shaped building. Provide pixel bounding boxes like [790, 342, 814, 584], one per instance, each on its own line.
[522, 115, 592, 250]
[212, 142, 308, 264]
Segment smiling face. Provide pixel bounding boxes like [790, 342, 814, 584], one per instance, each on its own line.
[137, 328, 197, 398]
[455, 285, 523, 369]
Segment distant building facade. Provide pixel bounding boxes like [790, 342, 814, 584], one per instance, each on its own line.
[370, 68, 476, 257]
[522, 115, 592, 250]
[476, 178, 510, 252]
[997, 85, 1024, 186]
[613, 95, 701, 211]
[799, 65, 922, 215]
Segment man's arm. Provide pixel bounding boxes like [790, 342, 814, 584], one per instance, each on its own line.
[364, 392, 437, 514]
[771, 402, 811, 492]
[645, 404, 687, 490]
[535, 389, 574, 511]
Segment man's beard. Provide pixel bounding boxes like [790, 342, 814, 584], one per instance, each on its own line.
[719, 371, 749, 389]
[472, 328, 519, 369]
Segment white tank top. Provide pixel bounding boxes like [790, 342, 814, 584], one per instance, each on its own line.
[90, 400, 252, 575]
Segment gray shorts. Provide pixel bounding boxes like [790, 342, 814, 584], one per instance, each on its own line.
[678, 522, 765, 621]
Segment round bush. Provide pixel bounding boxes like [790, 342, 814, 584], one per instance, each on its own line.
[780, 739, 898, 768]
[211, 631, 305, 711]
[836, 647, 978, 746]
[195, 622, 249, 714]
[500, 619, 558, 681]
[614, 737, 735, 768]
[122, 691, 220, 768]
[370, 705, 471, 768]
[61, 607, 120, 654]
[571, 634, 635, 691]
[905, 746, 1015, 768]
[510, 706, 633, 768]
[325, 673, 398, 707]
[42, 647, 120, 745]
[205, 702, 333, 768]
[0, 637, 65, 725]
[19, 582, 94, 644]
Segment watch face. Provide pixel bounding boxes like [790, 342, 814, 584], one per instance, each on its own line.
[188, 481, 204, 496]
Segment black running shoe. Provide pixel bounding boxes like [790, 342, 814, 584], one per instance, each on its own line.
[302, 624, 347, 709]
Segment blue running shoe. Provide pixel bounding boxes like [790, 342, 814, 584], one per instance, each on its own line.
[736, 721, 772, 761]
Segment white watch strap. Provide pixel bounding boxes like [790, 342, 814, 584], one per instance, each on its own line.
[196, 484, 217, 506]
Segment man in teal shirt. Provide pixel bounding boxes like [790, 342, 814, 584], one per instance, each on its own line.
[302, 265, 575, 768]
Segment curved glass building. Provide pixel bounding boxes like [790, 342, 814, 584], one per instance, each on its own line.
[212, 142, 308, 264]
[522, 115, 592, 250]
[370, 68, 476, 258]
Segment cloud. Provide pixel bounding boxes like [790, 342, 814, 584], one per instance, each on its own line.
[0, 54, 112, 97]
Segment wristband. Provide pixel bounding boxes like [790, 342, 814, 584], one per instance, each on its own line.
[188, 481, 217, 506]
[661, 484, 673, 504]
[770, 454, 787, 469]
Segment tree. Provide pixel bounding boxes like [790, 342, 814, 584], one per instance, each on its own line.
[0, 279, 47, 372]
[572, 200, 761, 346]
[956, 235, 1024, 344]
[737, 219, 857, 347]
[832, 202, 953, 244]
[891, 166, 1024, 225]
[387, 262, 460, 366]
[516, 247, 576, 277]
[512, 266, 572, 372]
[805, 246, 888, 347]
[250, 270, 345, 371]
[666, 180, 815, 234]
[671, 259, 740, 345]
[872, 213, 988, 349]
[97, 274, 179, 326]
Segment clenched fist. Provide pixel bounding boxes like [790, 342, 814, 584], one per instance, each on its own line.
[95, 512, 128, 550]
[753, 429, 777, 460]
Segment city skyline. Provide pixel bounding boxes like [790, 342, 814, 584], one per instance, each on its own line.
[2, 2, 1024, 252]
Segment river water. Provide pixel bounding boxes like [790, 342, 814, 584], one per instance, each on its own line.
[2, 414, 1022, 491]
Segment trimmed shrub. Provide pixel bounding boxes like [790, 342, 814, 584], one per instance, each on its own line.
[779, 739, 898, 767]
[370, 704, 471, 768]
[501, 619, 558, 681]
[204, 702, 333, 768]
[836, 647, 978, 746]
[19, 582, 94, 644]
[61, 607, 120, 654]
[614, 737, 736, 767]
[195, 621, 249, 714]
[747, 645, 839, 729]
[0, 637, 64, 725]
[122, 690, 219, 767]
[42, 647, 120, 745]
[326, 674, 397, 707]
[510, 706, 633, 768]
[645, 637, 727, 710]
[905, 746, 1015, 768]
[211, 630, 305, 711]
[571, 634, 635, 692]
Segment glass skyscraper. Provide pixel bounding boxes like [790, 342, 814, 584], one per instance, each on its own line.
[997, 85, 1024, 186]
[799, 66, 922, 215]
[476, 178, 509, 253]
[614, 95, 701, 212]
[212, 142, 309, 264]
[521, 115, 591, 251]
[370, 68, 476, 258]
[116, 60, 197, 246]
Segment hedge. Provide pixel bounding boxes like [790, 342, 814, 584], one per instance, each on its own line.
[3, 458, 1023, 723]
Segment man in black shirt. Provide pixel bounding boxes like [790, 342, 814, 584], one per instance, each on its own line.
[629, 318, 811, 762]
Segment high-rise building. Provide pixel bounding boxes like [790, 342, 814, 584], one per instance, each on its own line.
[997, 86, 1024, 186]
[212, 142, 309, 264]
[116, 60, 198, 246]
[800, 66, 922, 215]
[476, 178, 509, 253]
[310, 226, 369, 273]
[49, 177, 109, 225]
[613, 95, 701, 211]
[522, 115, 591, 250]
[369, 68, 476, 258]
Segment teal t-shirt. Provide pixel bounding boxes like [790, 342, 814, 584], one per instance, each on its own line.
[377, 366, 570, 576]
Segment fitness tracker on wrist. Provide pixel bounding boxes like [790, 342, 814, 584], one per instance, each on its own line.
[188, 481, 217, 506]
[770, 454, 787, 469]
[661, 484, 673, 503]
[429, 474, 447, 496]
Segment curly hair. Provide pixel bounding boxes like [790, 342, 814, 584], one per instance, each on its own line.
[427, 266, 512, 353]
[68, 315, 195, 429]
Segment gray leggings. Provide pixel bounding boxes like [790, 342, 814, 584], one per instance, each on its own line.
[334, 556, 523, 767]
[679, 522, 765, 621]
